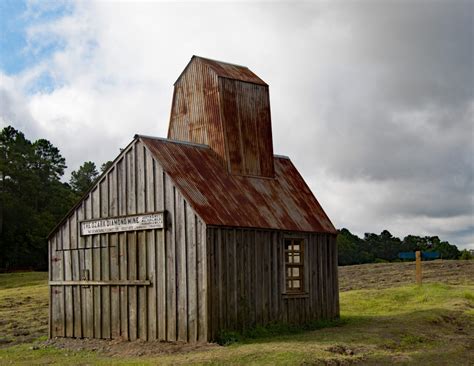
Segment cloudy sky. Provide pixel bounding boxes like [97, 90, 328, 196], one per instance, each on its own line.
[1, 0, 473, 249]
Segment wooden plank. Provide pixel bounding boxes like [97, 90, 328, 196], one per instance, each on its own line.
[326, 236, 333, 319]
[119, 233, 129, 340]
[165, 180, 177, 341]
[63, 220, 74, 338]
[156, 167, 167, 341]
[221, 229, 229, 330]
[255, 231, 262, 326]
[136, 144, 147, 340]
[77, 201, 88, 338]
[278, 233, 287, 323]
[117, 157, 128, 340]
[176, 193, 188, 341]
[127, 231, 138, 341]
[90, 187, 101, 338]
[138, 231, 147, 340]
[262, 231, 269, 325]
[83, 196, 94, 338]
[235, 229, 243, 331]
[49, 280, 152, 286]
[100, 179, 111, 339]
[197, 220, 207, 342]
[48, 238, 52, 338]
[187, 208, 197, 342]
[109, 168, 120, 339]
[51, 234, 62, 336]
[331, 235, 339, 319]
[206, 229, 214, 340]
[320, 235, 327, 319]
[227, 229, 237, 330]
[246, 230, 253, 329]
[304, 234, 310, 323]
[216, 229, 223, 331]
[231, 229, 238, 329]
[146, 230, 156, 341]
[71, 211, 82, 338]
[145, 147, 157, 341]
[333, 235, 340, 318]
[127, 146, 138, 341]
[271, 231, 279, 320]
[326, 235, 333, 318]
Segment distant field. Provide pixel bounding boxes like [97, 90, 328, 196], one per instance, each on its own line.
[0, 260, 473, 365]
[339, 259, 474, 291]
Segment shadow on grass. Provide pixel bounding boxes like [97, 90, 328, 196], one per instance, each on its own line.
[216, 307, 473, 349]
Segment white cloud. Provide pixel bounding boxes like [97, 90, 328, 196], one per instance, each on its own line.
[1, 1, 473, 249]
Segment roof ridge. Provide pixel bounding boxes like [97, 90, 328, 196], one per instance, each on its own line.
[192, 55, 249, 69]
[274, 154, 290, 160]
[135, 134, 210, 149]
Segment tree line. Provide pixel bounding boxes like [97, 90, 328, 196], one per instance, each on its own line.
[0, 125, 469, 270]
[336, 228, 466, 265]
[0, 126, 110, 270]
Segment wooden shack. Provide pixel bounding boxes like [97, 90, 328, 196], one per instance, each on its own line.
[48, 56, 339, 343]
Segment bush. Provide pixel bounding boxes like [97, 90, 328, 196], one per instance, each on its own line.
[459, 250, 473, 260]
[216, 319, 343, 345]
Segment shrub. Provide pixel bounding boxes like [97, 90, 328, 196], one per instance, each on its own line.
[459, 250, 473, 260]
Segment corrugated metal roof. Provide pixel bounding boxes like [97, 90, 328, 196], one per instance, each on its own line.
[175, 56, 268, 86]
[140, 136, 336, 234]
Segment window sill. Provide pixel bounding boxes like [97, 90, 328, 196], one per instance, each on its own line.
[282, 292, 309, 299]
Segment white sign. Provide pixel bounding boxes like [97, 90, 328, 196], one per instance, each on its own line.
[80, 212, 164, 236]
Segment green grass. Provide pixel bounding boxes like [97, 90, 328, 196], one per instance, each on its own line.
[0, 271, 48, 289]
[0, 272, 473, 365]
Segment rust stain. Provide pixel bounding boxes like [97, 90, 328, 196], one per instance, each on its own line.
[168, 56, 274, 178]
[140, 136, 336, 234]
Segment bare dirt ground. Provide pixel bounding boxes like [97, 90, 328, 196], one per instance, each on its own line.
[338, 259, 474, 291]
[43, 337, 219, 358]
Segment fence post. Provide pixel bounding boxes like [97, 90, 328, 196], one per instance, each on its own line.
[416, 250, 422, 285]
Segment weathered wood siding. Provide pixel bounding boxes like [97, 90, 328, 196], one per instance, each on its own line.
[206, 227, 339, 339]
[49, 140, 207, 342]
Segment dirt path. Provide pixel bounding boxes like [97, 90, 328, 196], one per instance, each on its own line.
[338, 259, 474, 291]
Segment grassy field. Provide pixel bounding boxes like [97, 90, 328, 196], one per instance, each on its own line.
[0, 260, 473, 365]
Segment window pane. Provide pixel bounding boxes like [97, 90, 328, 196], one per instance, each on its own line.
[285, 239, 304, 293]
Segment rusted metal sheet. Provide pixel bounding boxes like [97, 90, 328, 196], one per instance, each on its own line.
[168, 56, 274, 178]
[175, 55, 267, 86]
[140, 136, 336, 234]
[168, 57, 226, 167]
[219, 77, 274, 177]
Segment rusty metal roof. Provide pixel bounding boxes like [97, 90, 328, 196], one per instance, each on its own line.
[175, 56, 268, 86]
[140, 135, 336, 234]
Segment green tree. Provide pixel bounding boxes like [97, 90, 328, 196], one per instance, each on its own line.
[337, 228, 364, 265]
[0, 125, 74, 270]
[70, 161, 99, 196]
[100, 160, 113, 173]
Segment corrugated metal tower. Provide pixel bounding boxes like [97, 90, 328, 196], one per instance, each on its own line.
[168, 56, 274, 177]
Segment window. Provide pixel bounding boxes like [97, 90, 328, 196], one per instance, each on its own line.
[285, 238, 304, 293]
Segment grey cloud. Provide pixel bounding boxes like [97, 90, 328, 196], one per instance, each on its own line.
[1, 1, 472, 248]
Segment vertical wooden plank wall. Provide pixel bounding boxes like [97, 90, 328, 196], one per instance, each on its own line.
[49, 139, 207, 342]
[206, 227, 339, 339]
